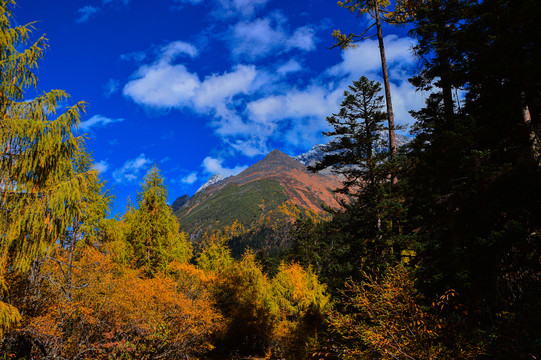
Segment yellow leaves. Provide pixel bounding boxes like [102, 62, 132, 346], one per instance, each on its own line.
[337, 0, 391, 15]
[332, 29, 359, 50]
[0, 301, 21, 339]
[31, 246, 223, 358]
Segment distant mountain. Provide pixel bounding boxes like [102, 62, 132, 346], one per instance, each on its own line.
[295, 131, 413, 168]
[173, 150, 343, 253]
[294, 144, 329, 168]
[172, 136, 412, 255]
[171, 194, 190, 213]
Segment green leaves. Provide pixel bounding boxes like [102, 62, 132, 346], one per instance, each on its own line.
[124, 166, 192, 275]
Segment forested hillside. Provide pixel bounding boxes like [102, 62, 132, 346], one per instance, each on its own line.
[1, 0, 540, 359]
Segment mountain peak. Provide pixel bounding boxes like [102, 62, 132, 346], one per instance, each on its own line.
[264, 149, 297, 163]
[235, 149, 304, 181]
[196, 174, 225, 194]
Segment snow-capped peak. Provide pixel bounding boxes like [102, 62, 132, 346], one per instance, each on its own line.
[196, 174, 225, 194]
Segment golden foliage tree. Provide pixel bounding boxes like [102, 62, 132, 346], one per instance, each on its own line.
[330, 265, 484, 359]
[272, 262, 329, 359]
[19, 247, 223, 358]
[0, 0, 101, 336]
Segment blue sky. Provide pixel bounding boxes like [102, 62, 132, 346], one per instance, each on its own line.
[15, 0, 425, 214]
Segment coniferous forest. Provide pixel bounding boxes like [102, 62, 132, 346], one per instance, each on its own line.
[1, 0, 540, 359]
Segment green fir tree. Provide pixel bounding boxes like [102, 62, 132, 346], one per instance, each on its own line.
[124, 166, 192, 276]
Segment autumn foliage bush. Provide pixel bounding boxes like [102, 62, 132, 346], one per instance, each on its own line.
[7, 247, 223, 359]
[329, 265, 484, 360]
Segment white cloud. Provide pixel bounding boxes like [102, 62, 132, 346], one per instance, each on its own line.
[174, 0, 269, 18]
[287, 26, 316, 51]
[123, 34, 425, 158]
[104, 79, 120, 97]
[161, 41, 199, 61]
[76, 6, 100, 23]
[247, 86, 341, 125]
[329, 35, 414, 77]
[181, 172, 198, 184]
[193, 65, 257, 110]
[123, 42, 257, 118]
[123, 41, 200, 109]
[228, 137, 269, 157]
[79, 114, 124, 131]
[113, 154, 152, 183]
[277, 59, 302, 76]
[228, 17, 317, 60]
[124, 62, 200, 108]
[202, 157, 248, 177]
[93, 160, 109, 174]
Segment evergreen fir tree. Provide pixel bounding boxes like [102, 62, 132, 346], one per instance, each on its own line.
[309, 76, 403, 284]
[405, 0, 541, 356]
[124, 166, 192, 276]
[333, 0, 398, 154]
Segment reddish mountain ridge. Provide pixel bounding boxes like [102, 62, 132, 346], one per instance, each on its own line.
[191, 149, 342, 215]
[174, 149, 343, 239]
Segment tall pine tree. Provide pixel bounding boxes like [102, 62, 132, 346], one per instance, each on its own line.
[405, 0, 541, 356]
[310, 76, 402, 283]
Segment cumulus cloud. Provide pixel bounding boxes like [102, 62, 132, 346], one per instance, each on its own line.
[202, 157, 248, 177]
[124, 34, 425, 157]
[79, 114, 124, 131]
[193, 65, 257, 114]
[161, 41, 199, 61]
[113, 154, 152, 183]
[228, 16, 316, 60]
[123, 41, 257, 120]
[287, 26, 316, 51]
[123, 41, 202, 108]
[76, 6, 100, 23]
[93, 160, 109, 174]
[181, 172, 198, 184]
[276, 59, 302, 76]
[328, 35, 414, 77]
[124, 63, 200, 108]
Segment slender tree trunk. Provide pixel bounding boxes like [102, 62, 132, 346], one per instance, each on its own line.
[522, 91, 541, 167]
[374, 1, 396, 155]
[66, 222, 79, 302]
[434, 3, 455, 130]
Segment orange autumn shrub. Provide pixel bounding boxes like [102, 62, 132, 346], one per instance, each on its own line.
[18, 246, 222, 359]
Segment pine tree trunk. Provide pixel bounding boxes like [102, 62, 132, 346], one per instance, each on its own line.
[374, 1, 396, 155]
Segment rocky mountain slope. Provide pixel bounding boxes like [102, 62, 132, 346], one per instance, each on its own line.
[173, 149, 343, 241]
